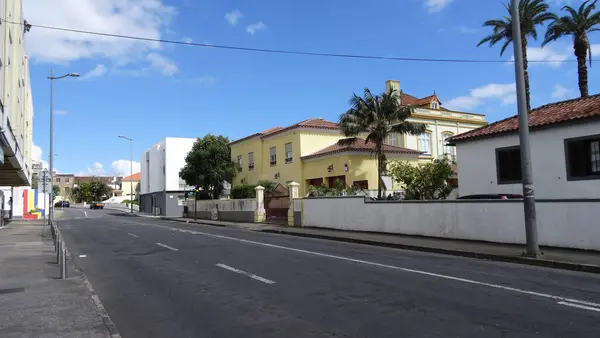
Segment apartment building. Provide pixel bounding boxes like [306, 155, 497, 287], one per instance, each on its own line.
[139, 137, 196, 217]
[0, 0, 34, 186]
[230, 80, 488, 196]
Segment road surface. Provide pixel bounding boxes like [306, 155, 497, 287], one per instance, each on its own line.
[56, 206, 600, 338]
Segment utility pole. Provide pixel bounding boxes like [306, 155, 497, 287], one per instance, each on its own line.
[118, 136, 134, 213]
[511, 0, 540, 257]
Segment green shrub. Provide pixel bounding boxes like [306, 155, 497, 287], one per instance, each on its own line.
[307, 179, 362, 197]
[230, 184, 257, 199]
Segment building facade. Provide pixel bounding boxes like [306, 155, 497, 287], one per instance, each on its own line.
[139, 137, 196, 217]
[53, 173, 75, 199]
[230, 80, 487, 196]
[119, 172, 140, 200]
[450, 94, 600, 199]
[0, 0, 34, 186]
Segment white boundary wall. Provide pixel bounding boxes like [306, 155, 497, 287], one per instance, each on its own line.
[302, 197, 600, 251]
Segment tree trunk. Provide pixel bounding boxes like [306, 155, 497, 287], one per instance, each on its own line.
[574, 42, 589, 98]
[377, 150, 383, 199]
[521, 37, 531, 112]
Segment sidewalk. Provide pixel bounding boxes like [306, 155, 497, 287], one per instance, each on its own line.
[162, 217, 600, 274]
[0, 221, 116, 337]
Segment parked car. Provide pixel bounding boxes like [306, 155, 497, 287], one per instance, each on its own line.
[458, 194, 523, 200]
[54, 200, 70, 208]
[90, 202, 104, 210]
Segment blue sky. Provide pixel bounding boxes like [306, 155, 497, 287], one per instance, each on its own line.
[24, 0, 600, 175]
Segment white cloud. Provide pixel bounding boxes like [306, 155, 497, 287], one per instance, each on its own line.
[182, 37, 193, 43]
[425, 0, 454, 12]
[24, 0, 176, 64]
[246, 21, 267, 35]
[147, 53, 179, 75]
[32, 143, 48, 170]
[446, 83, 516, 111]
[78, 162, 105, 176]
[82, 64, 108, 79]
[551, 84, 577, 100]
[509, 46, 569, 67]
[111, 160, 141, 177]
[225, 10, 243, 26]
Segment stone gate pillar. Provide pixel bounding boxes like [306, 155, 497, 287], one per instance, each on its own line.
[287, 181, 300, 226]
[254, 185, 266, 223]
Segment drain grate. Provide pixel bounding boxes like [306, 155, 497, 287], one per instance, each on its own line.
[0, 287, 25, 295]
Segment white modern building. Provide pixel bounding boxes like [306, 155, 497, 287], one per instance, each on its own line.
[449, 94, 600, 199]
[140, 137, 196, 216]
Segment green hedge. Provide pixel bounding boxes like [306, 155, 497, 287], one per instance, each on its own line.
[231, 184, 257, 199]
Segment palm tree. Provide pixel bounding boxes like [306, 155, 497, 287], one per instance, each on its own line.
[338, 88, 426, 199]
[477, 0, 554, 111]
[543, 0, 600, 97]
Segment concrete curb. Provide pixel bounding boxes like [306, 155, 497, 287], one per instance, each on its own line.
[260, 229, 600, 275]
[56, 224, 122, 338]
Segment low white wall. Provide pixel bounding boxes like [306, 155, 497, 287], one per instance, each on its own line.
[184, 199, 257, 212]
[302, 197, 600, 251]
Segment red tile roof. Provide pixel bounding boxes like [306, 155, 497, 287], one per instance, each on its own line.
[121, 172, 141, 181]
[301, 138, 422, 160]
[448, 94, 600, 144]
[230, 118, 339, 145]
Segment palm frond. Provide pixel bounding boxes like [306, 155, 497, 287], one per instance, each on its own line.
[337, 137, 359, 147]
[390, 122, 427, 136]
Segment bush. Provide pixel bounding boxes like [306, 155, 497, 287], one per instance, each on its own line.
[231, 184, 257, 199]
[307, 179, 361, 197]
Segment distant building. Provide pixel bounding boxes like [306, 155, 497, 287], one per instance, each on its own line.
[139, 137, 196, 217]
[449, 94, 600, 199]
[119, 172, 141, 200]
[53, 174, 75, 199]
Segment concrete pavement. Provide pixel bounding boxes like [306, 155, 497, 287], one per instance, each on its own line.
[56, 206, 600, 337]
[0, 220, 113, 338]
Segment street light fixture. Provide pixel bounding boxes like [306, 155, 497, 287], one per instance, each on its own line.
[118, 135, 134, 213]
[48, 70, 79, 226]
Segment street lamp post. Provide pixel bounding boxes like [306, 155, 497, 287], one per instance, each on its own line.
[510, 0, 540, 257]
[118, 135, 134, 213]
[48, 70, 79, 226]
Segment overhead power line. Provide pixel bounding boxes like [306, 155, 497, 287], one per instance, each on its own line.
[6, 19, 575, 64]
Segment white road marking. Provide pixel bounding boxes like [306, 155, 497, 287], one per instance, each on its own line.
[216, 263, 275, 284]
[558, 301, 600, 313]
[164, 226, 600, 309]
[156, 242, 179, 251]
[127, 233, 139, 238]
[71, 208, 88, 218]
[79, 254, 87, 258]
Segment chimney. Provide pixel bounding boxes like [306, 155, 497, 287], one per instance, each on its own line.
[385, 80, 400, 94]
[385, 80, 402, 105]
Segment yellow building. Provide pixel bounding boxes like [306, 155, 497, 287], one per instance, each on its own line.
[230, 80, 487, 196]
[119, 172, 141, 200]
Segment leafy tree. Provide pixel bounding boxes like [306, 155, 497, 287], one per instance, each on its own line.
[257, 180, 276, 195]
[53, 185, 61, 195]
[478, 0, 554, 111]
[339, 88, 426, 199]
[31, 173, 38, 189]
[388, 158, 455, 200]
[70, 180, 111, 203]
[180, 134, 237, 200]
[543, 0, 600, 97]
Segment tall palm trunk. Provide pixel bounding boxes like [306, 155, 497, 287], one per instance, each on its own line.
[376, 148, 383, 199]
[574, 40, 589, 98]
[521, 37, 532, 112]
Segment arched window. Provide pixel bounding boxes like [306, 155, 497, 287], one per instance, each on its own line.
[442, 132, 455, 156]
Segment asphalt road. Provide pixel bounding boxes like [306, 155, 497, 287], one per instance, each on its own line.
[57, 206, 600, 338]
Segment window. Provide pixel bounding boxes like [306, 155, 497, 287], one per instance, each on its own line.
[418, 132, 431, 154]
[431, 102, 439, 109]
[65, 187, 71, 195]
[237, 155, 243, 172]
[353, 180, 369, 189]
[65, 178, 70, 183]
[565, 135, 600, 180]
[56, 178, 61, 183]
[386, 133, 401, 147]
[248, 152, 255, 170]
[496, 146, 522, 184]
[285, 143, 293, 163]
[270, 147, 277, 166]
[442, 132, 454, 156]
